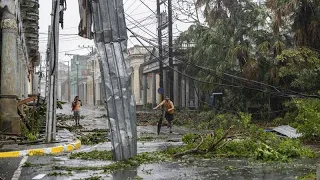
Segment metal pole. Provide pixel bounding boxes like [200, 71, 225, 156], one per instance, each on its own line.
[45, 23, 52, 143]
[168, 0, 174, 100]
[152, 72, 156, 107]
[46, 0, 60, 142]
[93, 60, 96, 106]
[76, 55, 79, 96]
[157, 0, 163, 101]
[45, 26, 50, 99]
[68, 61, 70, 102]
[51, 0, 60, 141]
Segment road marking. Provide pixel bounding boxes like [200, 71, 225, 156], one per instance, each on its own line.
[11, 156, 28, 180]
[32, 174, 46, 180]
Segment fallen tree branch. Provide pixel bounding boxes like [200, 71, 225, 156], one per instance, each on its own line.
[173, 135, 205, 158]
[173, 126, 234, 158]
[208, 126, 234, 152]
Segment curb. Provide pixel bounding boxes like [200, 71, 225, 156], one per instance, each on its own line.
[0, 140, 81, 158]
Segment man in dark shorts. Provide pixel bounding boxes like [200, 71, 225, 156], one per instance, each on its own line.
[72, 96, 82, 126]
[153, 96, 175, 133]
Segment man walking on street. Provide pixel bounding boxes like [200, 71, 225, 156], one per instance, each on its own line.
[72, 96, 82, 126]
[153, 96, 175, 133]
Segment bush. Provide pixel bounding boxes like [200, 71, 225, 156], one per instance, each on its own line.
[272, 98, 320, 140]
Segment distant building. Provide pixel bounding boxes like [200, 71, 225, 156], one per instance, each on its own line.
[128, 45, 156, 106]
[70, 55, 91, 102]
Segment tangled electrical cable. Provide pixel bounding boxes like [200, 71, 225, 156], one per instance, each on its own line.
[127, 28, 320, 99]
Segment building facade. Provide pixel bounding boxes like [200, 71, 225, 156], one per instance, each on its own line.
[128, 45, 160, 108]
[0, 0, 40, 133]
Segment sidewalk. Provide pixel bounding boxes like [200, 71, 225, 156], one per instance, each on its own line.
[0, 129, 81, 158]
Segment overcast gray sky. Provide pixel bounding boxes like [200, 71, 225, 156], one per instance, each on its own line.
[39, 0, 201, 63]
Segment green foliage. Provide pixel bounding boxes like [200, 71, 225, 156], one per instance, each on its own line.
[255, 142, 285, 161]
[239, 112, 252, 129]
[138, 135, 168, 142]
[277, 139, 314, 158]
[217, 139, 258, 158]
[176, 114, 314, 162]
[276, 47, 320, 91]
[182, 133, 196, 147]
[292, 98, 320, 139]
[102, 151, 170, 173]
[47, 171, 72, 176]
[25, 132, 38, 141]
[70, 150, 113, 161]
[298, 173, 316, 180]
[81, 177, 102, 180]
[79, 132, 109, 145]
[22, 162, 32, 167]
[57, 101, 67, 109]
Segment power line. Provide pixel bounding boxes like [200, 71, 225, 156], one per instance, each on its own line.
[128, 28, 317, 99]
[128, 23, 320, 98]
[138, 0, 156, 15]
[125, 13, 158, 39]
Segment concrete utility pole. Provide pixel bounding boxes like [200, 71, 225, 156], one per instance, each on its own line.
[45, 0, 60, 142]
[157, 0, 164, 101]
[0, 1, 21, 134]
[45, 26, 51, 99]
[168, 0, 174, 101]
[89, 0, 137, 161]
[92, 59, 96, 106]
[76, 56, 79, 96]
[67, 61, 70, 102]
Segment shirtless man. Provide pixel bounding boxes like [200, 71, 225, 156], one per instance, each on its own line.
[72, 96, 82, 126]
[153, 96, 175, 133]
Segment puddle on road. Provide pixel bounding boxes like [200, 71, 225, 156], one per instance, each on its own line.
[109, 158, 317, 180]
[48, 143, 318, 180]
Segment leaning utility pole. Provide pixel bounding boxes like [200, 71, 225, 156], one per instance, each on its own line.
[157, 0, 163, 100]
[45, 0, 60, 142]
[156, 0, 166, 135]
[168, 0, 174, 101]
[78, 0, 137, 161]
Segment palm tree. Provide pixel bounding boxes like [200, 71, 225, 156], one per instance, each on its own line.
[266, 0, 320, 50]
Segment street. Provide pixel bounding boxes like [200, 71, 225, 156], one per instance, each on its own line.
[0, 105, 185, 180]
[1, 105, 318, 180]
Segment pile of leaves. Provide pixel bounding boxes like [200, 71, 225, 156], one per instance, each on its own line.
[70, 150, 113, 161]
[79, 132, 109, 145]
[167, 112, 315, 162]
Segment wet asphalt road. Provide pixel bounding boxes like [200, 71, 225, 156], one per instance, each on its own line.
[1, 105, 318, 180]
[0, 156, 55, 180]
[0, 157, 22, 180]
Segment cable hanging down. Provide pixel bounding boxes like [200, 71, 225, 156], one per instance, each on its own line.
[127, 28, 320, 99]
